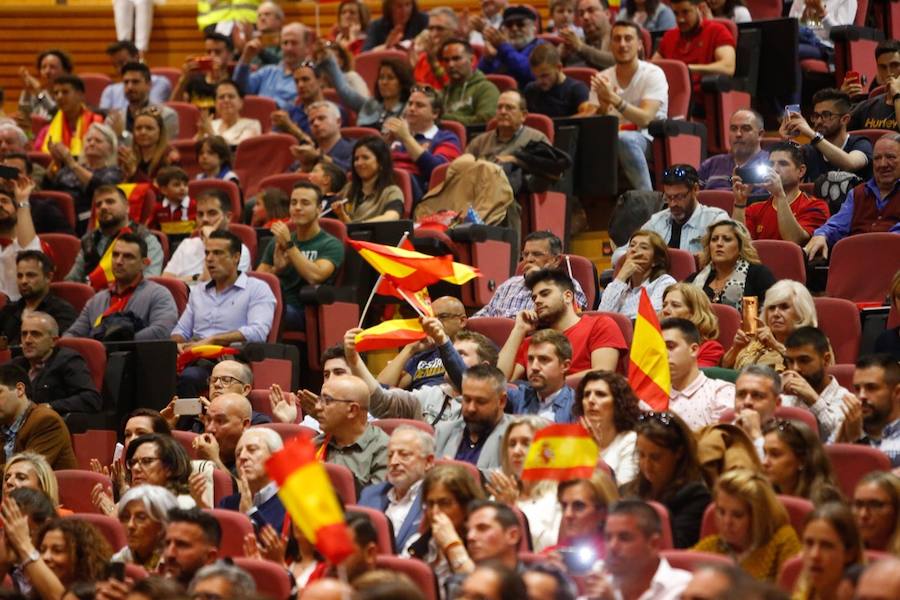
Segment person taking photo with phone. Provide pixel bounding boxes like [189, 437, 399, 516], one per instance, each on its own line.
[732, 141, 830, 244]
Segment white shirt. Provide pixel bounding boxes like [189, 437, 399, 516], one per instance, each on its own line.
[601, 430, 638, 485]
[611, 557, 692, 600]
[789, 0, 858, 46]
[611, 203, 729, 263]
[211, 117, 262, 146]
[782, 375, 850, 442]
[385, 479, 423, 537]
[163, 236, 252, 281]
[517, 488, 561, 552]
[591, 60, 669, 139]
[0, 236, 41, 301]
[669, 372, 734, 431]
[598, 274, 677, 319]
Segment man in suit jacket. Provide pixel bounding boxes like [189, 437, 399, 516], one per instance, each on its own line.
[11, 312, 102, 415]
[358, 425, 434, 551]
[218, 428, 286, 532]
[435, 364, 512, 472]
[0, 364, 76, 469]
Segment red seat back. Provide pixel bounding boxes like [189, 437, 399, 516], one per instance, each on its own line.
[827, 363, 855, 390]
[233, 557, 292, 599]
[428, 162, 451, 189]
[41, 233, 81, 281]
[848, 128, 895, 148]
[55, 470, 112, 514]
[697, 189, 734, 214]
[434, 458, 482, 486]
[253, 422, 315, 444]
[391, 169, 414, 218]
[667, 248, 697, 281]
[250, 357, 293, 390]
[207, 508, 254, 556]
[372, 418, 435, 437]
[188, 179, 242, 222]
[172, 430, 199, 459]
[212, 467, 233, 506]
[229, 223, 258, 265]
[742, 0, 783, 19]
[585, 310, 634, 347]
[485, 73, 518, 93]
[150, 229, 170, 263]
[562, 66, 598, 88]
[32, 191, 76, 233]
[752, 240, 807, 284]
[374, 557, 439, 600]
[148, 276, 189, 316]
[78, 73, 112, 107]
[813, 297, 861, 364]
[355, 50, 409, 95]
[464, 317, 515, 349]
[257, 172, 311, 197]
[652, 59, 692, 119]
[150, 67, 181, 91]
[826, 233, 900, 304]
[71, 429, 117, 471]
[234, 133, 298, 198]
[347, 504, 396, 554]
[824, 444, 892, 498]
[164, 101, 201, 140]
[172, 139, 200, 178]
[711, 303, 742, 353]
[325, 462, 358, 505]
[247, 271, 282, 343]
[439, 120, 467, 149]
[340, 126, 380, 141]
[64, 513, 126, 550]
[241, 95, 277, 132]
[660, 549, 734, 571]
[648, 500, 675, 550]
[56, 336, 105, 391]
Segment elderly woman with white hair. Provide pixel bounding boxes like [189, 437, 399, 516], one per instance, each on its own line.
[43, 121, 123, 233]
[111, 484, 179, 571]
[722, 279, 818, 371]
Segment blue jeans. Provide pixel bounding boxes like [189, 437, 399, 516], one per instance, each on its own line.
[284, 304, 306, 332]
[618, 130, 653, 191]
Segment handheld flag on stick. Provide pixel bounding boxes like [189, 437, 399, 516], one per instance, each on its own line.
[628, 288, 671, 411]
[266, 434, 354, 565]
[348, 239, 479, 291]
[176, 344, 239, 373]
[354, 318, 427, 352]
[521, 423, 599, 482]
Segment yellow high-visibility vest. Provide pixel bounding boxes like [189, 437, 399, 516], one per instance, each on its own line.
[197, 0, 260, 30]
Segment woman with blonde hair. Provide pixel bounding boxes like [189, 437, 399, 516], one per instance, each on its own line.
[793, 503, 865, 600]
[686, 220, 776, 311]
[693, 469, 802, 581]
[852, 471, 900, 555]
[661, 282, 724, 367]
[599, 230, 677, 319]
[3, 452, 68, 515]
[487, 415, 559, 551]
[723, 279, 818, 371]
[121, 106, 179, 182]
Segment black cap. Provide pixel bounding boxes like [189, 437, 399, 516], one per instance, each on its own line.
[502, 5, 538, 24]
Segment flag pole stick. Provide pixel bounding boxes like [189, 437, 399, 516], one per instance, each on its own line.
[396, 287, 427, 318]
[357, 231, 410, 328]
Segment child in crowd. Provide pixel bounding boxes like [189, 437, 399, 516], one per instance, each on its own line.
[252, 188, 291, 228]
[309, 160, 348, 216]
[546, 0, 584, 38]
[150, 165, 195, 247]
[195, 135, 240, 185]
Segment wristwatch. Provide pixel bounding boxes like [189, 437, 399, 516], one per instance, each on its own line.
[810, 133, 824, 146]
[18, 549, 39, 569]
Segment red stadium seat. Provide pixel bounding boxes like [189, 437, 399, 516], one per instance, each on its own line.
[648, 500, 675, 550]
[56, 337, 105, 392]
[233, 558, 292, 599]
[650, 59, 706, 186]
[172, 139, 200, 178]
[347, 504, 395, 554]
[188, 179, 241, 222]
[247, 271, 282, 343]
[652, 59, 692, 120]
[827, 364, 854, 391]
[439, 120, 467, 149]
[667, 248, 697, 281]
[340, 126, 380, 141]
[777, 555, 803, 592]
[434, 458, 482, 485]
[465, 317, 515, 349]
[241, 95, 277, 133]
[392, 169, 414, 218]
[55, 470, 112, 514]
[234, 133, 298, 198]
[485, 73, 518, 93]
[172, 430, 198, 459]
[64, 513, 126, 550]
[71, 429, 117, 471]
[585, 311, 634, 347]
[562, 66, 598, 88]
[372, 419, 435, 437]
[355, 50, 409, 95]
[661, 549, 734, 571]
[700, 495, 813, 539]
[325, 462, 357, 505]
[375, 557, 439, 600]
[165, 101, 201, 140]
[752, 240, 806, 284]
[150, 67, 181, 91]
[27, 151, 52, 169]
[229, 223, 258, 265]
[253, 422, 315, 443]
[148, 276, 189, 316]
[257, 172, 311, 197]
[41, 233, 81, 281]
[824, 444, 892, 498]
[428, 162, 451, 189]
[79, 72, 112, 107]
[814, 298, 862, 364]
[32, 191, 76, 233]
[150, 229, 170, 263]
[743, 0, 783, 19]
[251, 357, 293, 390]
[711, 304, 742, 354]
[207, 508, 254, 556]
[698, 189, 734, 214]
[848, 128, 896, 147]
[212, 467, 233, 506]
[826, 233, 900, 305]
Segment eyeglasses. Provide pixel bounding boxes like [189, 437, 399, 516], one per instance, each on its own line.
[521, 250, 550, 260]
[663, 191, 691, 203]
[852, 499, 891, 512]
[809, 111, 845, 122]
[208, 375, 246, 387]
[127, 456, 160, 470]
[319, 394, 357, 406]
[662, 165, 698, 184]
[638, 411, 675, 426]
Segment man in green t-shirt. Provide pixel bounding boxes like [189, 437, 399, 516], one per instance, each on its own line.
[258, 181, 344, 330]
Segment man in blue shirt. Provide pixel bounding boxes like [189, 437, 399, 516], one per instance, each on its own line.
[478, 5, 543, 89]
[233, 22, 310, 109]
[99, 40, 171, 110]
[838, 354, 900, 467]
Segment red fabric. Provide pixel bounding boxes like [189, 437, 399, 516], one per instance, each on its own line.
[697, 339, 724, 368]
[149, 197, 198, 234]
[391, 129, 462, 176]
[850, 183, 900, 235]
[657, 20, 735, 96]
[744, 192, 830, 240]
[413, 52, 449, 90]
[515, 315, 628, 373]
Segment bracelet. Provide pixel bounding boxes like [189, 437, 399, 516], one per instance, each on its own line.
[616, 98, 628, 112]
[442, 539, 463, 554]
[733, 203, 746, 209]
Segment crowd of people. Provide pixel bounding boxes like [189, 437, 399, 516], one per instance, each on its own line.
[0, 0, 899, 599]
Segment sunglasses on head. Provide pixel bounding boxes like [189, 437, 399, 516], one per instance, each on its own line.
[662, 165, 699, 185]
[638, 411, 675, 427]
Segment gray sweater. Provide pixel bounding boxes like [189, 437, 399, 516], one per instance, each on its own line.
[64, 279, 178, 341]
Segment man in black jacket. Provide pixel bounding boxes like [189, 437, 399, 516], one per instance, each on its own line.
[11, 312, 102, 415]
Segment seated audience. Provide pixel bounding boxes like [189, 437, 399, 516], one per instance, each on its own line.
[105, 62, 179, 140]
[792, 503, 864, 600]
[0, 251, 76, 346]
[12, 312, 102, 415]
[363, 0, 429, 51]
[258, 181, 345, 331]
[702, 0, 752, 23]
[359, 425, 433, 551]
[195, 80, 261, 147]
[189, 393, 253, 478]
[3, 451, 68, 515]
[464, 90, 551, 164]
[289, 101, 354, 173]
[234, 23, 311, 110]
[0, 179, 40, 302]
[548, 470, 618, 564]
[839, 354, 900, 465]
[465, 0, 506, 46]
[188, 563, 257, 599]
[477, 5, 543, 89]
[335, 136, 405, 223]
[17, 49, 73, 123]
[0, 487, 57, 593]
[852, 471, 900, 555]
[699, 109, 769, 192]
[65, 233, 177, 340]
[693, 469, 802, 581]
[762, 418, 843, 505]
[661, 283, 725, 368]
[805, 133, 900, 262]
[119, 107, 180, 182]
[271, 61, 331, 138]
[789, 0, 857, 61]
[600, 230, 676, 318]
[158, 508, 221, 586]
[218, 428, 286, 531]
[588, 21, 668, 191]
[504, 329, 576, 422]
[33, 75, 105, 155]
[330, 0, 370, 54]
[561, 0, 613, 69]
[546, 0, 582, 35]
[663, 317, 734, 430]
[1, 153, 68, 234]
[318, 53, 412, 130]
[732, 364, 783, 445]
[780, 89, 873, 183]
[722, 279, 817, 371]
[579, 499, 692, 598]
[848, 40, 900, 132]
[499, 268, 626, 380]
[148, 166, 195, 244]
[575, 371, 641, 484]
[162, 190, 252, 284]
[412, 7, 459, 90]
[524, 44, 589, 118]
[618, 0, 676, 32]
[111, 485, 179, 571]
[100, 40, 171, 110]
[622, 411, 711, 548]
[653, 0, 736, 115]
[733, 142, 830, 244]
[195, 135, 239, 184]
[856, 557, 900, 599]
[685, 220, 776, 311]
[171, 32, 232, 110]
[252, 187, 291, 227]
[439, 38, 500, 125]
[474, 231, 588, 317]
[875, 270, 900, 358]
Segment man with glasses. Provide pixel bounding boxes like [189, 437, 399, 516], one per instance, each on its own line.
[561, 0, 613, 70]
[478, 5, 543, 89]
[235, 22, 311, 110]
[474, 230, 587, 317]
[414, 7, 459, 90]
[614, 164, 728, 264]
[780, 88, 873, 182]
[314, 374, 389, 489]
[440, 38, 500, 125]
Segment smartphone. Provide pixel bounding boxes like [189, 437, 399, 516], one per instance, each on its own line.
[105, 561, 126, 581]
[558, 546, 598, 575]
[735, 163, 769, 185]
[0, 165, 20, 180]
[784, 104, 801, 118]
[174, 397, 203, 416]
[113, 442, 124, 463]
[845, 70, 860, 83]
[742, 297, 759, 335]
[194, 56, 214, 72]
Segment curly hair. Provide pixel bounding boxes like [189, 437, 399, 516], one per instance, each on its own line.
[125, 433, 192, 495]
[573, 371, 643, 433]
[698, 220, 761, 267]
[37, 518, 113, 585]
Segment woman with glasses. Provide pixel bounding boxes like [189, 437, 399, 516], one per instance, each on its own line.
[195, 80, 261, 147]
[3, 452, 70, 516]
[574, 371, 642, 485]
[686, 220, 776, 312]
[693, 469, 802, 581]
[120, 107, 180, 182]
[363, 0, 429, 51]
[599, 230, 676, 319]
[335, 135, 405, 223]
[621, 411, 710, 548]
[661, 283, 725, 367]
[761, 419, 842, 506]
[851, 471, 900, 554]
[110, 484, 178, 571]
[793, 502, 865, 600]
[722, 279, 818, 371]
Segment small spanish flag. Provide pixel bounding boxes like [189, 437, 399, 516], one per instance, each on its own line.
[377, 278, 434, 317]
[354, 318, 427, 352]
[176, 344, 239, 373]
[521, 423, 598, 482]
[628, 288, 671, 411]
[349, 239, 479, 292]
[266, 435, 354, 565]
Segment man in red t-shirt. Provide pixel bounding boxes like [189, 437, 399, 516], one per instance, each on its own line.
[652, 0, 735, 112]
[498, 268, 626, 381]
[732, 141, 830, 244]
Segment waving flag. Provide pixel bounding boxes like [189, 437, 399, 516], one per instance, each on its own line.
[628, 288, 671, 411]
[521, 423, 598, 482]
[354, 318, 427, 352]
[176, 344, 239, 373]
[349, 239, 479, 292]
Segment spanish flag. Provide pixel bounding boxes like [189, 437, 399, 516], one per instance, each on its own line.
[87, 223, 134, 291]
[265, 435, 354, 565]
[176, 344, 239, 373]
[349, 239, 479, 292]
[521, 423, 598, 482]
[377, 278, 434, 317]
[628, 288, 671, 411]
[354, 318, 427, 352]
[40, 107, 103, 156]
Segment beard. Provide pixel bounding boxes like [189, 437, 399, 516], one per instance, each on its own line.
[805, 368, 826, 391]
[0, 214, 16, 230]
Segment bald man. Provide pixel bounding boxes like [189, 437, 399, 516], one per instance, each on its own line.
[856, 558, 900, 600]
[314, 375, 389, 489]
[378, 296, 469, 390]
[193, 392, 252, 476]
[299, 579, 354, 600]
